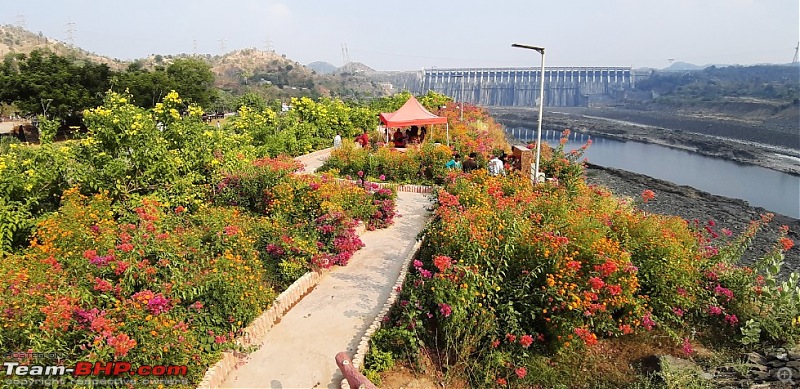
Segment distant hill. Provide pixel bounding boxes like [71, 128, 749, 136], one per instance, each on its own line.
[336, 62, 376, 75]
[0, 26, 389, 101]
[662, 61, 705, 71]
[0, 24, 126, 70]
[307, 61, 337, 74]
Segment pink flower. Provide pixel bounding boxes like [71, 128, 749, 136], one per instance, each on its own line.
[379, 175, 386, 181]
[515, 367, 527, 378]
[642, 314, 656, 331]
[714, 285, 734, 301]
[357, 170, 364, 177]
[413, 260, 423, 268]
[708, 305, 723, 316]
[438, 303, 452, 317]
[672, 307, 684, 317]
[419, 269, 432, 278]
[682, 337, 694, 356]
[724, 314, 739, 326]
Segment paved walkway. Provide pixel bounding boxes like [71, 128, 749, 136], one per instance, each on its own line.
[295, 147, 333, 173]
[219, 149, 432, 389]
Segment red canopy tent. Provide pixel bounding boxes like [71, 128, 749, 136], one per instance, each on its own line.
[379, 96, 450, 146]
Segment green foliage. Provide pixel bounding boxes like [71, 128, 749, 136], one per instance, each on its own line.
[0, 49, 111, 118]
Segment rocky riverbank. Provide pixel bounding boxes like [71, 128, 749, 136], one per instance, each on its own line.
[491, 106, 800, 176]
[491, 106, 799, 275]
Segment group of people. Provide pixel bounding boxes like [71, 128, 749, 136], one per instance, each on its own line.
[446, 151, 517, 177]
[392, 126, 426, 148]
[333, 129, 369, 149]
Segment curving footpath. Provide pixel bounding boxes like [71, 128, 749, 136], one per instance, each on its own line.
[217, 148, 432, 389]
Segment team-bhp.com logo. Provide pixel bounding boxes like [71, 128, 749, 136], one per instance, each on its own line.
[4, 361, 187, 377]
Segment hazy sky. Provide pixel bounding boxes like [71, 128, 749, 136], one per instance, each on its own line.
[2, 0, 798, 70]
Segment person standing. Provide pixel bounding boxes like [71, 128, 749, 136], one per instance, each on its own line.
[333, 132, 342, 149]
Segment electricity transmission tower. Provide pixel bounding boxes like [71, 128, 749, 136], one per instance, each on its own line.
[66, 21, 76, 46]
[793, 42, 799, 64]
[341, 43, 350, 65]
[219, 39, 227, 54]
[264, 37, 273, 52]
[15, 14, 25, 29]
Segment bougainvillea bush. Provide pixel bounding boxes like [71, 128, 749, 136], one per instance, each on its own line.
[213, 156, 396, 287]
[0, 189, 274, 386]
[366, 164, 798, 387]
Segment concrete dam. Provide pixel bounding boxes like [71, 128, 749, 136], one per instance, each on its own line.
[413, 67, 636, 107]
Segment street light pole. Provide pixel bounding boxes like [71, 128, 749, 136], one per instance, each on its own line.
[460, 74, 465, 122]
[512, 43, 545, 184]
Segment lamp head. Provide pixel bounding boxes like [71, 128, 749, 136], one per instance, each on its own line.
[512, 43, 545, 54]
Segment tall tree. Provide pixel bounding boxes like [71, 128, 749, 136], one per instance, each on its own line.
[0, 49, 111, 118]
[166, 58, 216, 109]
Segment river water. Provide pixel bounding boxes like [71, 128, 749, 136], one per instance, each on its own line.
[506, 127, 800, 218]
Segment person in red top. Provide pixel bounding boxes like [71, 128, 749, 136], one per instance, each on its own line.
[356, 129, 369, 148]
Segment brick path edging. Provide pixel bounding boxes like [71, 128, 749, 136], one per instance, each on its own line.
[197, 223, 366, 389]
[340, 235, 426, 389]
[332, 178, 434, 194]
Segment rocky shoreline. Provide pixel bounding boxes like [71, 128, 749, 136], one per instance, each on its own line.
[491, 107, 799, 275]
[492, 106, 800, 176]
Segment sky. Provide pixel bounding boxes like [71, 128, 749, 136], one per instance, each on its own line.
[1, 0, 798, 71]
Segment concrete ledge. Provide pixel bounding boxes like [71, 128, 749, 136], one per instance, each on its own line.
[197, 221, 367, 389]
[340, 236, 425, 389]
[332, 178, 434, 194]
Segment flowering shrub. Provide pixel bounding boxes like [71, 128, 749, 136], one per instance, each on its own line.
[369, 154, 799, 386]
[0, 188, 274, 386]
[213, 156, 396, 286]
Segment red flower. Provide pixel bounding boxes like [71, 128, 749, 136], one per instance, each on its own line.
[588, 276, 605, 290]
[175, 205, 185, 213]
[641, 189, 656, 203]
[505, 333, 517, 343]
[780, 237, 794, 251]
[515, 367, 527, 379]
[519, 334, 533, 348]
[433, 255, 452, 273]
[496, 377, 507, 385]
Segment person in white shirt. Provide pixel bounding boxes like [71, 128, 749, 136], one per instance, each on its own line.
[488, 154, 505, 176]
[333, 133, 342, 149]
